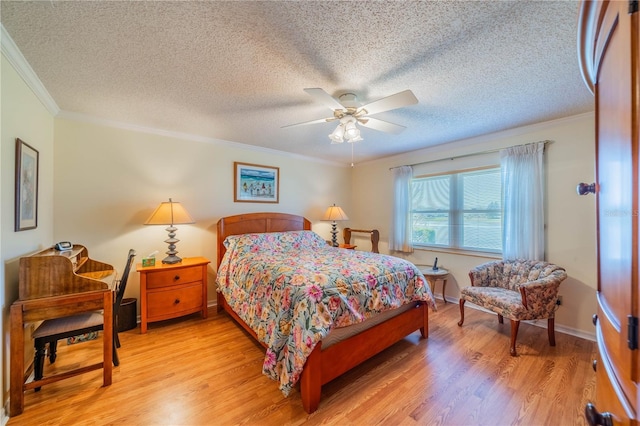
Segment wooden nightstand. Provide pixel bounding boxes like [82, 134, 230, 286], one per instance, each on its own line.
[136, 257, 210, 333]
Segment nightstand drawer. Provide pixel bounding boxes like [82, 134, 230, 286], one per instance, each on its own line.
[146, 267, 203, 289]
[147, 282, 203, 319]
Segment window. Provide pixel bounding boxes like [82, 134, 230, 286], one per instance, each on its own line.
[411, 167, 502, 252]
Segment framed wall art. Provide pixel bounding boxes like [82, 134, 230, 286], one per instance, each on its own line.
[15, 138, 39, 231]
[234, 162, 279, 203]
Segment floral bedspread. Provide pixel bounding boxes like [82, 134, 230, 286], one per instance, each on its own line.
[216, 230, 436, 396]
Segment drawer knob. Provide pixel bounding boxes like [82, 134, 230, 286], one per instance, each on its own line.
[592, 359, 597, 372]
[592, 314, 598, 326]
[174, 275, 180, 281]
[585, 403, 613, 426]
[174, 299, 180, 304]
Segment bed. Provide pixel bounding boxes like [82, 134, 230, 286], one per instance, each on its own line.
[215, 212, 436, 413]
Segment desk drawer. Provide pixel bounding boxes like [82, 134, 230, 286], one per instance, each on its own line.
[147, 282, 203, 320]
[146, 266, 203, 289]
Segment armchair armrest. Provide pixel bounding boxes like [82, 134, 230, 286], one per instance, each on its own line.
[517, 270, 567, 310]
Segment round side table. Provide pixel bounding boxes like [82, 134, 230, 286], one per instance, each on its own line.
[418, 266, 449, 303]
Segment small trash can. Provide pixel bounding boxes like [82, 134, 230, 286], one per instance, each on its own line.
[117, 298, 137, 332]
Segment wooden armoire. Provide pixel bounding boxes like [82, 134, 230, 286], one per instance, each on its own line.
[578, 0, 639, 424]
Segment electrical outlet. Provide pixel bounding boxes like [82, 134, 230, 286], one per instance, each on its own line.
[556, 295, 563, 306]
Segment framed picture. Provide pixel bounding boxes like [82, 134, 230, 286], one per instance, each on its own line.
[15, 138, 39, 231]
[234, 162, 279, 203]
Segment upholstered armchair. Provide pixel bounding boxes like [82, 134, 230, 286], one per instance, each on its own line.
[457, 259, 567, 356]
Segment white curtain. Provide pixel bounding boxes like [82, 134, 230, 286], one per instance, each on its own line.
[390, 165, 414, 253]
[501, 142, 545, 260]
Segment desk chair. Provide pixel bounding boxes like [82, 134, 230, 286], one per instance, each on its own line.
[33, 249, 136, 390]
[343, 228, 380, 253]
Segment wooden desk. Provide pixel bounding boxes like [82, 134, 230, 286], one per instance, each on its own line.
[418, 266, 449, 303]
[10, 290, 113, 416]
[11, 244, 116, 416]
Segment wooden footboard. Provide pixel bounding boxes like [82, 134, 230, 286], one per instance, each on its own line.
[299, 302, 428, 413]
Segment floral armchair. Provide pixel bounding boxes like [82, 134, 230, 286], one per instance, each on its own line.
[457, 259, 567, 356]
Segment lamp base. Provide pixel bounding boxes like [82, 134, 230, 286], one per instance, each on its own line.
[330, 222, 339, 247]
[162, 254, 182, 264]
[162, 225, 182, 264]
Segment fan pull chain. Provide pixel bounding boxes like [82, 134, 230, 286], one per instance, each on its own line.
[351, 142, 355, 167]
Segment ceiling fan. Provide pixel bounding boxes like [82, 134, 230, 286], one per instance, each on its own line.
[282, 88, 418, 144]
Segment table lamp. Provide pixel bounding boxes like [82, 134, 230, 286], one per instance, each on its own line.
[322, 204, 349, 247]
[144, 198, 195, 264]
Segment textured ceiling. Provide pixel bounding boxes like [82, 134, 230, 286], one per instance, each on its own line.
[1, 1, 594, 165]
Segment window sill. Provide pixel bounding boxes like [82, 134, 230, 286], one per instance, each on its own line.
[412, 244, 502, 259]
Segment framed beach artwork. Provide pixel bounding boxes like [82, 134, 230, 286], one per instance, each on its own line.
[234, 162, 279, 203]
[15, 138, 39, 231]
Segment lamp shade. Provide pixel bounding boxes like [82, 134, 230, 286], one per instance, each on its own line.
[322, 204, 349, 221]
[145, 198, 195, 225]
[328, 123, 345, 144]
[144, 198, 194, 264]
[344, 120, 359, 140]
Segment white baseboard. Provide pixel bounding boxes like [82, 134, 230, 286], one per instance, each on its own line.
[2, 401, 9, 426]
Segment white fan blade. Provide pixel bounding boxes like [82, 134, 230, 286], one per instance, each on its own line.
[360, 90, 418, 116]
[281, 117, 334, 129]
[304, 88, 345, 110]
[359, 117, 407, 134]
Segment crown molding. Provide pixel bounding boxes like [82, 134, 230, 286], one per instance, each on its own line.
[1, 24, 60, 116]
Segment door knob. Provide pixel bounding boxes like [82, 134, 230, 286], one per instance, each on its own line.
[577, 183, 596, 195]
[585, 403, 613, 426]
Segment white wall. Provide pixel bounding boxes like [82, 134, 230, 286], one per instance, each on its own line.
[53, 118, 352, 307]
[1, 53, 55, 419]
[350, 113, 597, 338]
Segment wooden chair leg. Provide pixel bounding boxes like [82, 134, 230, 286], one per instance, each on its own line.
[49, 340, 58, 363]
[112, 315, 122, 366]
[457, 299, 466, 326]
[114, 317, 121, 349]
[113, 342, 120, 367]
[548, 317, 556, 346]
[34, 339, 46, 392]
[510, 320, 520, 356]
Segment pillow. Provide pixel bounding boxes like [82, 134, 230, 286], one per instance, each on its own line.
[223, 230, 326, 254]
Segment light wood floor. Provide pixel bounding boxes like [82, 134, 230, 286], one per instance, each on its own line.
[9, 301, 596, 425]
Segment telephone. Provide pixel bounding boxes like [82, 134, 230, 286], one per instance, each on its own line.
[54, 241, 73, 251]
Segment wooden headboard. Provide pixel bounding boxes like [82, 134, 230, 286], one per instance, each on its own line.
[216, 212, 312, 267]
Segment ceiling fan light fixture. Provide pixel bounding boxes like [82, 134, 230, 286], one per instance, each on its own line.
[346, 133, 363, 143]
[344, 119, 359, 140]
[344, 119, 362, 142]
[285, 88, 417, 146]
[329, 123, 345, 143]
